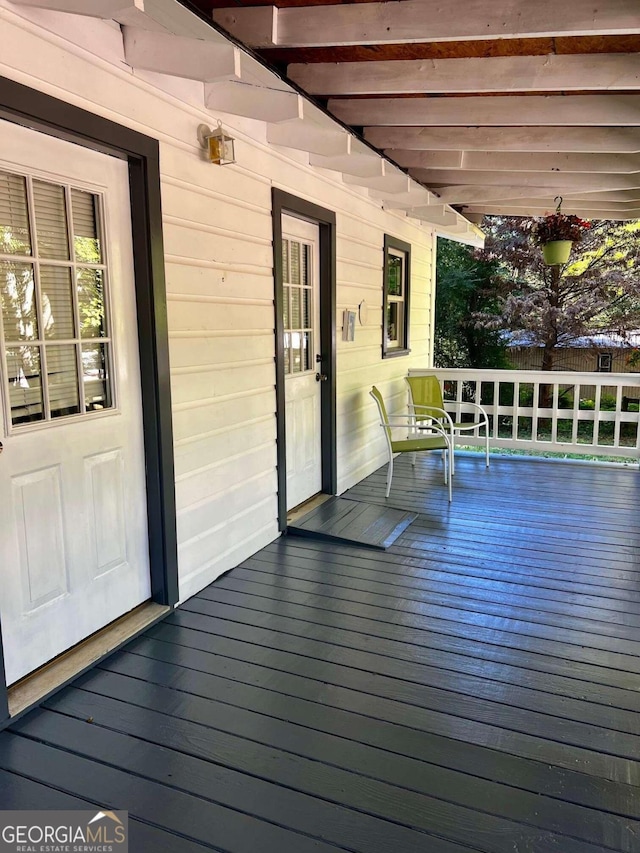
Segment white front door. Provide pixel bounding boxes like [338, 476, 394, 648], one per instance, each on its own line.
[0, 120, 150, 686]
[282, 214, 322, 510]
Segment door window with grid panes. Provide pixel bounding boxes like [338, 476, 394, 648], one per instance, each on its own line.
[282, 236, 314, 375]
[0, 170, 112, 429]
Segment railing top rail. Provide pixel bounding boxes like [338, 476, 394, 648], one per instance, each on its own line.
[409, 368, 640, 384]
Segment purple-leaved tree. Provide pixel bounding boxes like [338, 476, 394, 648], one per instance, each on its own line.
[475, 216, 640, 371]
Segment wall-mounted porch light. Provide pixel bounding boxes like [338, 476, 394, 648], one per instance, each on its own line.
[197, 121, 236, 165]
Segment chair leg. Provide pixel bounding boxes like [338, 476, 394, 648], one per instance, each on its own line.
[447, 449, 452, 502]
[411, 452, 417, 467]
[450, 434, 456, 476]
[386, 456, 393, 498]
[485, 423, 490, 467]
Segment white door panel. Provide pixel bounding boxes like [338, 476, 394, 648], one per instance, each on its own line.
[282, 214, 322, 510]
[0, 120, 150, 685]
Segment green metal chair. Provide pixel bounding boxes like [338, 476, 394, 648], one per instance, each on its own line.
[405, 375, 490, 472]
[370, 386, 452, 501]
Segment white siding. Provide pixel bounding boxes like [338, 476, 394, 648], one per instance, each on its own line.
[0, 5, 435, 600]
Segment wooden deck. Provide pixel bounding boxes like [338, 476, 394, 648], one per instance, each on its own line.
[1, 454, 640, 852]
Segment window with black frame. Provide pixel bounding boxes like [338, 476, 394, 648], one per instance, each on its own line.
[382, 235, 411, 358]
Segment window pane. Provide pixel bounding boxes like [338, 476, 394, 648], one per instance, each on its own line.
[41, 265, 75, 340]
[1, 261, 38, 341]
[6, 345, 44, 425]
[33, 180, 69, 260]
[281, 239, 289, 284]
[82, 343, 112, 411]
[387, 254, 403, 296]
[77, 268, 106, 338]
[387, 302, 400, 345]
[47, 344, 80, 418]
[291, 286, 301, 329]
[0, 172, 31, 255]
[301, 243, 310, 287]
[291, 331, 302, 373]
[302, 287, 311, 329]
[283, 286, 290, 330]
[302, 331, 312, 371]
[71, 189, 102, 263]
[290, 241, 300, 286]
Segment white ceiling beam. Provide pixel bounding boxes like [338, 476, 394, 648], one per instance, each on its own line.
[570, 189, 640, 202]
[472, 194, 640, 209]
[213, 6, 277, 47]
[123, 27, 242, 82]
[413, 169, 640, 191]
[9, 0, 169, 30]
[289, 54, 640, 96]
[212, 0, 639, 48]
[428, 184, 640, 206]
[464, 205, 640, 220]
[392, 150, 640, 174]
[368, 127, 640, 154]
[373, 187, 439, 209]
[309, 148, 385, 177]
[342, 169, 412, 192]
[267, 120, 350, 156]
[204, 82, 303, 123]
[330, 95, 640, 128]
[407, 206, 458, 226]
[10, 0, 144, 15]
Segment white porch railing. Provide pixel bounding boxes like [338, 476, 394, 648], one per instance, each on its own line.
[409, 368, 640, 460]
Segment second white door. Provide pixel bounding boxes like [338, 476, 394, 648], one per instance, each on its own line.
[282, 214, 322, 510]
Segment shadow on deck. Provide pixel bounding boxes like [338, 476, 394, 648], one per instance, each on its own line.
[1, 454, 640, 852]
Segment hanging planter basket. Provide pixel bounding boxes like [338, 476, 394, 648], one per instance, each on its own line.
[542, 240, 572, 266]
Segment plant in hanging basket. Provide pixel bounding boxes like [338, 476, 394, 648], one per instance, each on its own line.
[532, 212, 591, 246]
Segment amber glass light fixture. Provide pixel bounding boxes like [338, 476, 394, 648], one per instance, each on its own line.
[197, 121, 236, 165]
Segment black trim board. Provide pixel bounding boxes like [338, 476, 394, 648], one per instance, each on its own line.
[0, 76, 179, 723]
[272, 189, 337, 532]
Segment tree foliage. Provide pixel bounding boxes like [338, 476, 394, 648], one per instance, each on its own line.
[434, 237, 512, 368]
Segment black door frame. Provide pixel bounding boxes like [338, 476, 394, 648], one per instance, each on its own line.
[272, 189, 337, 531]
[0, 76, 179, 723]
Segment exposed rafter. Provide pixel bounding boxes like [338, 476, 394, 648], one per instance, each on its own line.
[329, 95, 640, 127]
[123, 27, 242, 82]
[413, 169, 640, 190]
[204, 81, 303, 121]
[11, 0, 144, 16]
[390, 151, 640, 174]
[212, 1, 640, 49]
[365, 127, 640, 154]
[288, 54, 640, 96]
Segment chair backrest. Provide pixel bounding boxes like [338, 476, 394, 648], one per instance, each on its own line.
[370, 386, 392, 443]
[406, 375, 444, 411]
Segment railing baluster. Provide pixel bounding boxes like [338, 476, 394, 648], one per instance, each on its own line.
[614, 384, 623, 449]
[571, 384, 580, 445]
[593, 384, 601, 446]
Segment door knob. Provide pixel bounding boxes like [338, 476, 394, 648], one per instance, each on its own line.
[315, 373, 328, 382]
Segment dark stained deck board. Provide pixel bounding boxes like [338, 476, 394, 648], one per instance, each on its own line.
[173, 594, 640, 713]
[287, 496, 417, 549]
[1, 455, 639, 852]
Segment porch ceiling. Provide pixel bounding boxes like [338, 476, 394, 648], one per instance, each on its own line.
[191, 0, 640, 222]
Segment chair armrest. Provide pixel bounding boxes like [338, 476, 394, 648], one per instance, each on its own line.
[411, 404, 455, 432]
[459, 401, 489, 422]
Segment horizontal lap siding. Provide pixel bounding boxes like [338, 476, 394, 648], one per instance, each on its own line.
[0, 8, 435, 599]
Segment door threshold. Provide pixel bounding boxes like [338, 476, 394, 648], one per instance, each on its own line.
[287, 492, 332, 525]
[7, 601, 169, 720]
